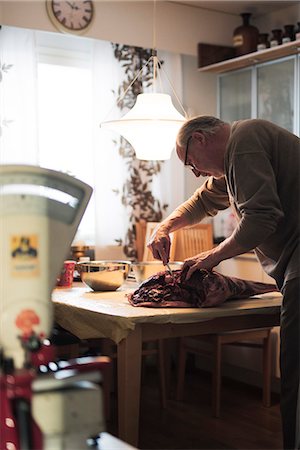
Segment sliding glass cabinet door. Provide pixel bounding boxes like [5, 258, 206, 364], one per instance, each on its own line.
[257, 57, 295, 133]
[218, 68, 252, 122]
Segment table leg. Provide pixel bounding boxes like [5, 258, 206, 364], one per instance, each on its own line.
[117, 326, 142, 447]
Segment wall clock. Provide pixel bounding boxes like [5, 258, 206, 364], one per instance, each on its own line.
[46, 1, 94, 34]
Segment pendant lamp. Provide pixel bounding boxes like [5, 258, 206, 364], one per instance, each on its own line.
[100, 2, 187, 161]
[102, 92, 185, 160]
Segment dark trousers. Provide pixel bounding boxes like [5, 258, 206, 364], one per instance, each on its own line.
[280, 277, 300, 449]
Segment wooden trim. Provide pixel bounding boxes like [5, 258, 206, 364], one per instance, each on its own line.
[198, 40, 300, 73]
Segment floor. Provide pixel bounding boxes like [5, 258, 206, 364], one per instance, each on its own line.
[106, 363, 282, 450]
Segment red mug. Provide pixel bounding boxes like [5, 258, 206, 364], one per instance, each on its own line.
[56, 260, 76, 288]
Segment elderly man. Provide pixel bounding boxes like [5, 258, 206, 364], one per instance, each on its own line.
[148, 116, 299, 450]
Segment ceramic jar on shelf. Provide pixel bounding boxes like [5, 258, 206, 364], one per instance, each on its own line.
[270, 29, 283, 47]
[257, 33, 270, 51]
[233, 13, 259, 56]
[295, 22, 300, 40]
[282, 24, 295, 43]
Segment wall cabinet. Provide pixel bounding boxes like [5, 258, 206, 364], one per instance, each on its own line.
[218, 55, 299, 135]
[257, 58, 296, 133]
[218, 68, 252, 123]
[198, 40, 300, 135]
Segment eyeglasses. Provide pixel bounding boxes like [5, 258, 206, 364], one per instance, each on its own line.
[184, 135, 197, 172]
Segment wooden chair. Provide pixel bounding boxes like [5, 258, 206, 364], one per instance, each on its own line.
[135, 219, 148, 261]
[168, 223, 273, 417]
[170, 223, 213, 261]
[142, 221, 169, 261]
[176, 328, 272, 417]
[141, 221, 213, 262]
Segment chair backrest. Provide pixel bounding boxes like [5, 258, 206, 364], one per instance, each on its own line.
[135, 219, 147, 261]
[169, 223, 214, 261]
[140, 221, 213, 262]
[142, 222, 163, 261]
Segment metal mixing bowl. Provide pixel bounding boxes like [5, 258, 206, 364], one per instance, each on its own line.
[77, 260, 131, 291]
[131, 261, 183, 284]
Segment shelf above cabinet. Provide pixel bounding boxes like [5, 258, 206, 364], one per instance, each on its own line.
[198, 40, 300, 73]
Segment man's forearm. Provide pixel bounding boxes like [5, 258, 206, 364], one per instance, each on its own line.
[158, 208, 193, 234]
[210, 234, 251, 267]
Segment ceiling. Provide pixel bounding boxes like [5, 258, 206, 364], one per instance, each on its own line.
[169, 1, 299, 17]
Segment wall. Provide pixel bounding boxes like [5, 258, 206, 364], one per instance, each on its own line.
[0, 1, 240, 56]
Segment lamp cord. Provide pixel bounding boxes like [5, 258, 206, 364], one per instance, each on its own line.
[102, 57, 153, 122]
[157, 58, 188, 117]
[101, 0, 188, 123]
[153, 0, 157, 52]
[102, 54, 188, 122]
[152, 1, 157, 92]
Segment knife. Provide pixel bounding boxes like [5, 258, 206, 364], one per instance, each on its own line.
[165, 262, 175, 280]
[158, 250, 175, 279]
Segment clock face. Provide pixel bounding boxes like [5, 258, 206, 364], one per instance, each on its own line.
[47, 1, 94, 34]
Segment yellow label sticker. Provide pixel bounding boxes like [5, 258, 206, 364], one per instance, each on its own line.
[11, 235, 39, 277]
[233, 35, 244, 47]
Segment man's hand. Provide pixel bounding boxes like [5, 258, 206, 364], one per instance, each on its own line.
[147, 225, 171, 265]
[181, 249, 220, 280]
[181, 235, 250, 281]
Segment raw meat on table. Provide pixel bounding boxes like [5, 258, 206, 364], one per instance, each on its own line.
[127, 268, 278, 308]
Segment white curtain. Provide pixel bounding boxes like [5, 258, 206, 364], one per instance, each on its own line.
[0, 26, 39, 164]
[92, 39, 129, 252]
[0, 26, 185, 254]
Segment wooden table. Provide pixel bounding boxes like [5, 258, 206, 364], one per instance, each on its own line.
[53, 283, 282, 447]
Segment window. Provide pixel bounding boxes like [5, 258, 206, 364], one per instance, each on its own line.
[37, 34, 95, 244]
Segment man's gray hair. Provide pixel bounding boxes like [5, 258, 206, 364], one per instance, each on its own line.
[177, 116, 226, 147]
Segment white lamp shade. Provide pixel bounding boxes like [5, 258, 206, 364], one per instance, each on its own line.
[101, 93, 186, 160]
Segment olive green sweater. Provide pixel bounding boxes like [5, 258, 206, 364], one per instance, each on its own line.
[176, 119, 300, 288]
